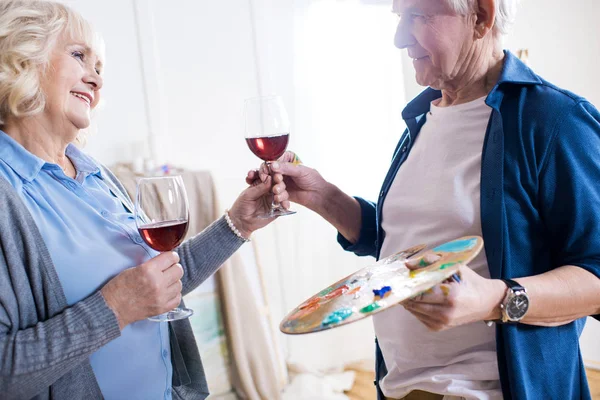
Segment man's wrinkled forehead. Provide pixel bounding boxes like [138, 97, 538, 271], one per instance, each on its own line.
[392, 0, 451, 14]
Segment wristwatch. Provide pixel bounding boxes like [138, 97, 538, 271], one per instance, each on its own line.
[499, 279, 530, 323]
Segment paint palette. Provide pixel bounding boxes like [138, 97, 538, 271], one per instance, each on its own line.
[280, 236, 483, 335]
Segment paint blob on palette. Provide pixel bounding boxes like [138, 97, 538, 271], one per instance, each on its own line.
[280, 236, 483, 335]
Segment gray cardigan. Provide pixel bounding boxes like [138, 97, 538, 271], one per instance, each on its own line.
[0, 167, 244, 400]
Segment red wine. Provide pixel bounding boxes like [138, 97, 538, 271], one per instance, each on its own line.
[138, 219, 189, 252]
[246, 134, 289, 161]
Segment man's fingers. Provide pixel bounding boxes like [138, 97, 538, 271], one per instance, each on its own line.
[274, 191, 289, 204]
[277, 151, 297, 163]
[405, 253, 442, 270]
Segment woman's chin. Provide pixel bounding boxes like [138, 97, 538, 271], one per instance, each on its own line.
[67, 116, 91, 131]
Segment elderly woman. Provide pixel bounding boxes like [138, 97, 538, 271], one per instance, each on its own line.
[0, 1, 290, 399]
[250, 0, 600, 399]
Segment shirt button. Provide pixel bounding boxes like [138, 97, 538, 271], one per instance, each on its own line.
[401, 146, 408, 153]
[162, 349, 168, 358]
[166, 387, 172, 396]
[135, 236, 144, 244]
[101, 210, 109, 218]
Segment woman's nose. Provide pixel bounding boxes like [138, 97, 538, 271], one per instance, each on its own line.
[84, 68, 103, 91]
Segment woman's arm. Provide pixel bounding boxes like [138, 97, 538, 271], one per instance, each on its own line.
[177, 217, 245, 295]
[0, 291, 121, 399]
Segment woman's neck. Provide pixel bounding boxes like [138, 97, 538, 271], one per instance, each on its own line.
[4, 117, 77, 176]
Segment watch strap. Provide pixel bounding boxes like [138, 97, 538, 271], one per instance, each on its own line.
[502, 278, 525, 293]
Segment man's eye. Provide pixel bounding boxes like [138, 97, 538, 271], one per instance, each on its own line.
[399, 13, 424, 23]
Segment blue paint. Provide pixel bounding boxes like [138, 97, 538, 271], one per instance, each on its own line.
[432, 238, 477, 253]
[322, 308, 353, 326]
[373, 286, 391, 298]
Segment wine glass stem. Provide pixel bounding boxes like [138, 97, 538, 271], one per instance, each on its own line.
[266, 161, 282, 211]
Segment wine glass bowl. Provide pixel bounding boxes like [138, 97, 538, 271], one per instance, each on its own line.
[244, 95, 296, 218]
[135, 175, 193, 322]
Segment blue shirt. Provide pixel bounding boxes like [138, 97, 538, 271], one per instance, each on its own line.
[0, 131, 173, 400]
[339, 51, 600, 399]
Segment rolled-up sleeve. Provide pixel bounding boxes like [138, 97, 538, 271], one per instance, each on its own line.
[337, 196, 378, 258]
[539, 101, 600, 319]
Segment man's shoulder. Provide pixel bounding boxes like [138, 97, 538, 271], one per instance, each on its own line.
[502, 75, 592, 121]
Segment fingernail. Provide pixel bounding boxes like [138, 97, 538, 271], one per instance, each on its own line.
[272, 162, 280, 169]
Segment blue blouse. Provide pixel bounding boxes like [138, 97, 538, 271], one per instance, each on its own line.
[0, 131, 173, 400]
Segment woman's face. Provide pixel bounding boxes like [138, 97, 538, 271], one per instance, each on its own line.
[393, 0, 477, 90]
[40, 35, 103, 131]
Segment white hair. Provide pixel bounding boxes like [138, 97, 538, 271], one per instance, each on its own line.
[445, 0, 520, 36]
[0, 0, 103, 143]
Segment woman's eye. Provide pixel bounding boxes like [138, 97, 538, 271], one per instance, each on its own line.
[72, 51, 84, 61]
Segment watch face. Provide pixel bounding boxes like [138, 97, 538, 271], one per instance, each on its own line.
[507, 293, 529, 320]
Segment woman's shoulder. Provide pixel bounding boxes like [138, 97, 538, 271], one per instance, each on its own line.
[0, 160, 24, 192]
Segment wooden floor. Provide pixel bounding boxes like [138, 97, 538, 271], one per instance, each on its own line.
[589, 368, 600, 399]
[345, 368, 600, 399]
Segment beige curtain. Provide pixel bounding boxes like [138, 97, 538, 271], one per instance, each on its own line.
[112, 165, 287, 399]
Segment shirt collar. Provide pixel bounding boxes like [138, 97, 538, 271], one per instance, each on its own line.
[65, 143, 102, 177]
[402, 50, 543, 120]
[0, 130, 101, 182]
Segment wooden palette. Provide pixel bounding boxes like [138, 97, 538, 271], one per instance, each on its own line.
[280, 236, 483, 335]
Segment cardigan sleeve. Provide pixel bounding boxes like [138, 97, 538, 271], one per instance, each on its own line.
[176, 216, 244, 296]
[0, 191, 122, 400]
[538, 100, 600, 320]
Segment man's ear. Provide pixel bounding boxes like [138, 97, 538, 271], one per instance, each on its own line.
[474, 0, 497, 39]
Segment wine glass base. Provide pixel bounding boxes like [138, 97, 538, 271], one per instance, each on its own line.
[148, 307, 194, 322]
[257, 209, 297, 219]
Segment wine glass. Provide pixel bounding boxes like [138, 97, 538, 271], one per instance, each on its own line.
[244, 95, 296, 219]
[135, 175, 193, 322]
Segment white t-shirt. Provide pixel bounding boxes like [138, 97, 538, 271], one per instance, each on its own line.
[375, 96, 502, 400]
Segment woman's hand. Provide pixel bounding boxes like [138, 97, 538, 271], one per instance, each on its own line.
[100, 252, 184, 330]
[402, 258, 505, 331]
[227, 175, 288, 239]
[245, 151, 330, 211]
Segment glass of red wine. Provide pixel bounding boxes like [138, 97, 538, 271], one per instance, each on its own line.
[244, 95, 296, 219]
[135, 175, 192, 322]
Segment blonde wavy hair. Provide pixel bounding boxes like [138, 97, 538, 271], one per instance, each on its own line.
[0, 0, 103, 143]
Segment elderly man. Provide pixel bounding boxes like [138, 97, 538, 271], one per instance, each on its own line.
[250, 0, 600, 398]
